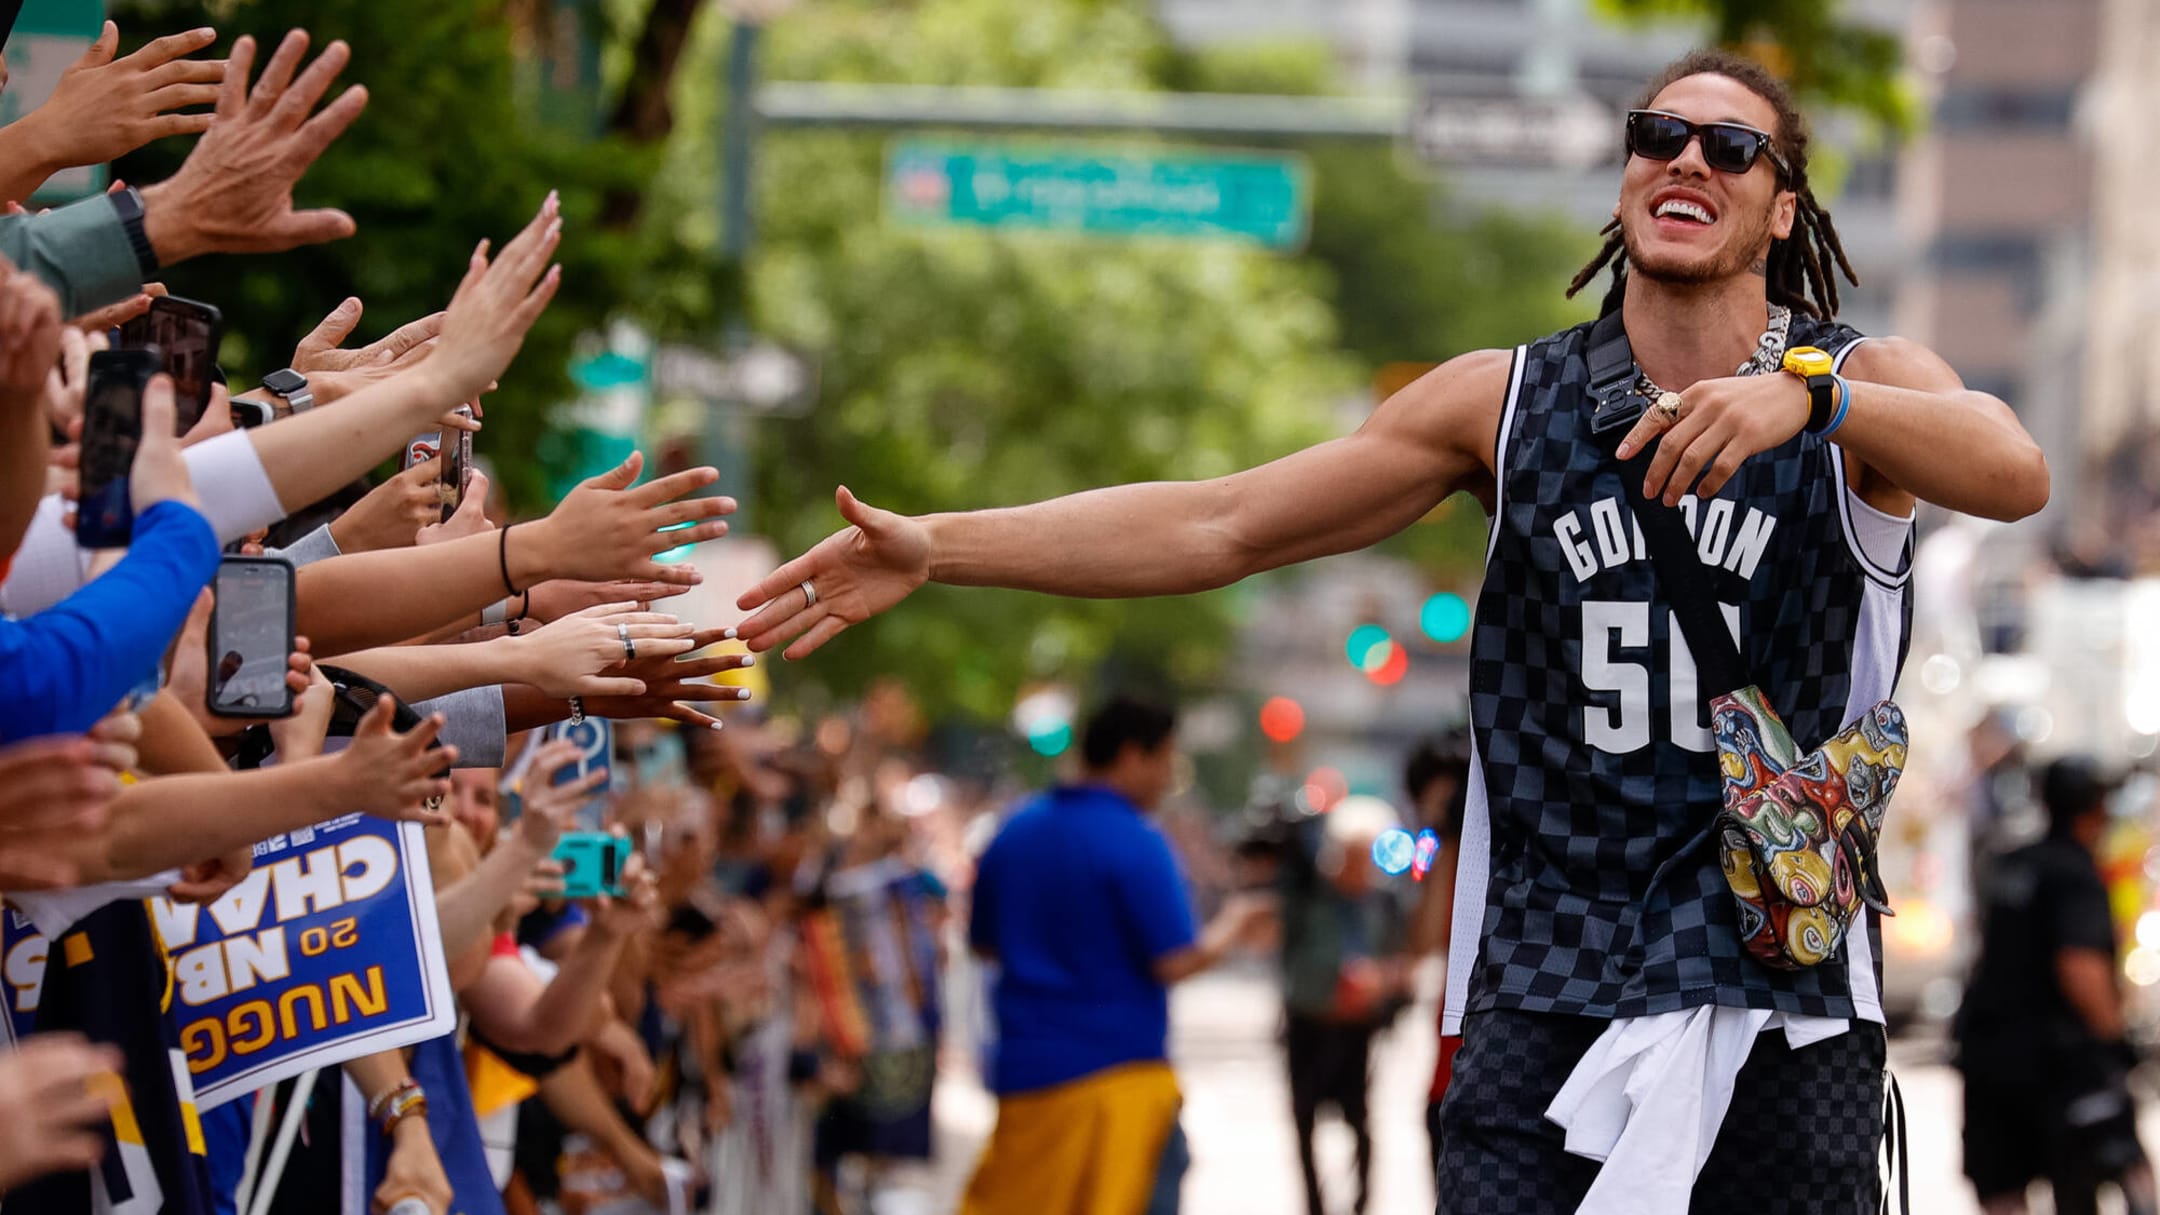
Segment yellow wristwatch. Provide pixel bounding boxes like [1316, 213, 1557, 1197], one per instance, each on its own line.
[1781, 346, 1838, 433]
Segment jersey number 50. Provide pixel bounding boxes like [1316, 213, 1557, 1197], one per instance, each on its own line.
[1580, 599, 1740, 754]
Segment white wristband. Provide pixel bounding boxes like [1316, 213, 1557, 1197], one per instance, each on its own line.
[482, 598, 510, 627]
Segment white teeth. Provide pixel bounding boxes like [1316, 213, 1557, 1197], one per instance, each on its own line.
[1656, 199, 1713, 224]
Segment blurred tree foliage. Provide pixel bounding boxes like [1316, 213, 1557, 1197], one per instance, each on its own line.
[101, 0, 1596, 720]
[1596, 0, 1917, 135]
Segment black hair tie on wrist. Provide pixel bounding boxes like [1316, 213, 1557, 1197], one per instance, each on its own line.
[498, 523, 521, 596]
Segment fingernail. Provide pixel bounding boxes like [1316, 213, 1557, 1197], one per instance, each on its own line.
[722, 627, 738, 641]
[735, 688, 753, 700]
[710, 722, 724, 732]
[1617, 443, 1633, 459]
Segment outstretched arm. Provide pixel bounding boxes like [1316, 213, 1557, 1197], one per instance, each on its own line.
[736, 348, 1512, 657]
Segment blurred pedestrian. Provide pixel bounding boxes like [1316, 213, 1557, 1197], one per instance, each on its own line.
[960, 696, 1270, 1215]
[1954, 756, 2157, 1215]
[1269, 796, 1411, 1215]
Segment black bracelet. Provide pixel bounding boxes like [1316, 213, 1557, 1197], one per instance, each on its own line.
[498, 523, 520, 595]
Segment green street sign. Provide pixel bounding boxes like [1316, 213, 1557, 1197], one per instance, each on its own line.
[3, 0, 109, 203]
[887, 140, 1310, 251]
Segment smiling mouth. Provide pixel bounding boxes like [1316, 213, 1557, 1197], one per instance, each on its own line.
[1655, 199, 1715, 226]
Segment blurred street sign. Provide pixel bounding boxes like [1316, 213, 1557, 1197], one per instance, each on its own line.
[652, 340, 817, 415]
[2, 0, 108, 203]
[887, 141, 1311, 251]
[1409, 91, 1615, 171]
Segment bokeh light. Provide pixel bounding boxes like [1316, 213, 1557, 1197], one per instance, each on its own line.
[1372, 828, 1415, 875]
[1420, 592, 1470, 643]
[1368, 642, 1410, 686]
[1412, 828, 1440, 881]
[1026, 720, 1072, 757]
[1259, 696, 1305, 743]
[1345, 624, 1391, 671]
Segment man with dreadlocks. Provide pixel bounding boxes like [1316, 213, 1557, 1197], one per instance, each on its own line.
[732, 49, 2049, 1211]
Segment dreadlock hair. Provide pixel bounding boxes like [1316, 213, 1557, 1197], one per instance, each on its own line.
[1566, 48, 1859, 320]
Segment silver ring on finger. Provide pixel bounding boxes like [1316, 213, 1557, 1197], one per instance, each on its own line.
[801, 579, 818, 609]
[618, 623, 636, 661]
[1653, 391, 1682, 421]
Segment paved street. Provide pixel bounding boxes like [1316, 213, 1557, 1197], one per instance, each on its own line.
[926, 962, 2160, 1215]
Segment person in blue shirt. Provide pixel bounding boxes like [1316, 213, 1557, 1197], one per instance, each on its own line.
[963, 696, 1269, 1215]
[0, 253, 217, 743]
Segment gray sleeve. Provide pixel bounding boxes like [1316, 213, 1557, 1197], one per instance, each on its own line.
[267, 524, 342, 569]
[413, 686, 506, 768]
[0, 194, 149, 318]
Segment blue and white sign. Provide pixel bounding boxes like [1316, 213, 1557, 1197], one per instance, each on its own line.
[147, 814, 456, 1109]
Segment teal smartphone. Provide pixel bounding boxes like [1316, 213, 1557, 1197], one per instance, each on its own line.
[552, 832, 630, 898]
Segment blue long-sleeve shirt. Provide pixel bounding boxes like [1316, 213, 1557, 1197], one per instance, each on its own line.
[0, 500, 220, 741]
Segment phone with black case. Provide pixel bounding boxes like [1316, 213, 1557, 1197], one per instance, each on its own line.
[206, 556, 298, 719]
[118, 296, 222, 431]
[75, 347, 162, 549]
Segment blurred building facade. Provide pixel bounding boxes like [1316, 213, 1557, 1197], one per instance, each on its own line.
[2078, 0, 2160, 532]
[1893, 0, 2100, 523]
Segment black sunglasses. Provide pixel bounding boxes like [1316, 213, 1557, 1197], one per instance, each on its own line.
[1625, 110, 1789, 179]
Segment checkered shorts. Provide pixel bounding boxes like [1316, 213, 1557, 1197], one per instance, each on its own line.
[1436, 1010, 1887, 1214]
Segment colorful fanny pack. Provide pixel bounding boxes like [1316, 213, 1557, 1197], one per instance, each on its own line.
[1583, 311, 1909, 971]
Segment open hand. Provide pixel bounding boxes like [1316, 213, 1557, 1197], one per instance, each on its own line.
[333, 698, 457, 826]
[735, 486, 929, 659]
[19, 24, 223, 171]
[511, 603, 697, 699]
[411, 193, 561, 406]
[525, 451, 733, 589]
[291, 297, 445, 407]
[138, 30, 368, 262]
[581, 625, 755, 730]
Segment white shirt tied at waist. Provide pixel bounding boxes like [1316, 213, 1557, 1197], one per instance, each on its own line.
[1544, 1006, 1850, 1214]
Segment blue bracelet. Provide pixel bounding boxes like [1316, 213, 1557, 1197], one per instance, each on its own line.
[1820, 374, 1853, 438]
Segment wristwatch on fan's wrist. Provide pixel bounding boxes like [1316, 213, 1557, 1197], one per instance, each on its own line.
[1781, 346, 1837, 434]
[260, 368, 314, 414]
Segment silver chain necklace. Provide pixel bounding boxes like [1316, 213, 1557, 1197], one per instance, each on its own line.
[1635, 304, 1793, 400]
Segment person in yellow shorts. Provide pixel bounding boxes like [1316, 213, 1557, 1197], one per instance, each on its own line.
[962, 697, 1270, 1215]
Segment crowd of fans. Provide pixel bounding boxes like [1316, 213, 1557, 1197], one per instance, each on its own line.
[0, 14, 987, 1215]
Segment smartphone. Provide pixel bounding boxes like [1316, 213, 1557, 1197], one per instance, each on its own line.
[437, 407, 474, 522]
[206, 556, 298, 719]
[402, 432, 441, 471]
[118, 296, 222, 432]
[76, 347, 162, 549]
[547, 717, 613, 833]
[552, 832, 631, 899]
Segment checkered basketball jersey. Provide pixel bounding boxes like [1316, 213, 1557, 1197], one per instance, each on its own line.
[1443, 316, 1914, 1028]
